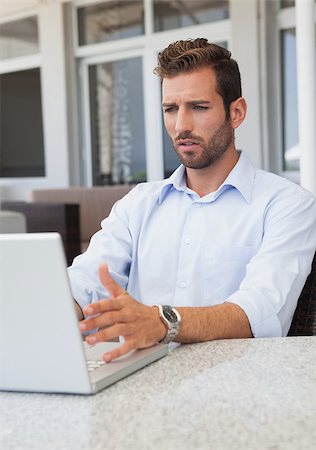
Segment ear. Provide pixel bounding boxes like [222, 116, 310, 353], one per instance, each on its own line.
[230, 97, 247, 130]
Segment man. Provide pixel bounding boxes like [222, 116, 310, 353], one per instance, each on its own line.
[69, 38, 316, 362]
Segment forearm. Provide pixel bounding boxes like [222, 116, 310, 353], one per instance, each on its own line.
[175, 303, 253, 343]
[78, 269, 253, 362]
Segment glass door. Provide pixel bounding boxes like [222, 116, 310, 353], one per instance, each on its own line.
[81, 53, 146, 185]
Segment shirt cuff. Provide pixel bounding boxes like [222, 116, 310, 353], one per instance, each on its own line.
[227, 291, 282, 338]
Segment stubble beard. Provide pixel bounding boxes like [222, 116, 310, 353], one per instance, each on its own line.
[173, 118, 234, 170]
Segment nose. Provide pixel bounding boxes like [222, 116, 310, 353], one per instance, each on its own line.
[175, 108, 193, 135]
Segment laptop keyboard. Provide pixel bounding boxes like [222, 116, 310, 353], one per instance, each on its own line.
[86, 360, 106, 372]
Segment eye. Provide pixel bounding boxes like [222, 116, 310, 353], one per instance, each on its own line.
[193, 105, 208, 110]
[163, 107, 177, 113]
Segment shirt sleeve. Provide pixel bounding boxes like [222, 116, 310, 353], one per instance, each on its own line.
[227, 193, 316, 337]
[67, 188, 135, 312]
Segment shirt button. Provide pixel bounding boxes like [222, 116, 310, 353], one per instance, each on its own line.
[185, 238, 191, 245]
[180, 282, 187, 288]
[195, 203, 201, 208]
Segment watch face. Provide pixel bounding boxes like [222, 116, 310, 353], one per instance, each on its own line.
[163, 305, 178, 323]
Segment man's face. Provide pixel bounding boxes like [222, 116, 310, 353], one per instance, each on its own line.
[162, 67, 233, 169]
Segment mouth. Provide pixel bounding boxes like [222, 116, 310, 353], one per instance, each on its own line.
[176, 139, 200, 152]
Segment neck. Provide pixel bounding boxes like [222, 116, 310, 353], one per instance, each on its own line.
[186, 147, 239, 197]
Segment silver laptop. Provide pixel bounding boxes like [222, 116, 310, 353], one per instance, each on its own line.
[0, 233, 168, 395]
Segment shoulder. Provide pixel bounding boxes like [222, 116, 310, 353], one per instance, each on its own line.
[127, 180, 167, 201]
[252, 169, 316, 229]
[130, 179, 167, 194]
[115, 180, 169, 214]
[126, 165, 184, 203]
[254, 168, 315, 202]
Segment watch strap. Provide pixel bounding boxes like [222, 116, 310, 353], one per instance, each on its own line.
[154, 304, 181, 344]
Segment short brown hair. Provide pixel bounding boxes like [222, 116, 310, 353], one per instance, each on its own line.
[154, 38, 242, 119]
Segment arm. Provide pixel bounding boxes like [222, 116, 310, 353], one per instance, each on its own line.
[68, 188, 135, 313]
[79, 264, 252, 362]
[227, 194, 316, 337]
[175, 303, 252, 343]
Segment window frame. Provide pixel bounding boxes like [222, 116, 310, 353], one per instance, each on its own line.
[273, 3, 316, 183]
[0, 1, 77, 195]
[277, 5, 299, 182]
[0, 10, 46, 186]
[79, 48, 146, 186]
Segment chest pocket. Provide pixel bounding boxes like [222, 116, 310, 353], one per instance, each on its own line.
[203, 244, 259, 304]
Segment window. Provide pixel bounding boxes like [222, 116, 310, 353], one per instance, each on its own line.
[281, 28, 299, 171]
[0, 16, 39, 60]
[0, 15, 45, 179]
[88, 57, 146, 184]
[153, 0, 229, 32]
[162, 119, 180, 179]
[280, 0, 295, 8]
[278, 10, 316, 172]
[77, 1, 144, 46]
[0, 68, 45, 177]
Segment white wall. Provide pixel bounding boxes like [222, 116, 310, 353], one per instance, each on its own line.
[230, 0, 264, 169]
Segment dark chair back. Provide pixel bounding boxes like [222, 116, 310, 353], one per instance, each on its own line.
[288, 252, 316, 336]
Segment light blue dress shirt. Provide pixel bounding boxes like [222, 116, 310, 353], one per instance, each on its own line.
[68, 151, 316, 337]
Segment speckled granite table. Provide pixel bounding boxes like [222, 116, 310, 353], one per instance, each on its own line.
[1, 337, 316, 450]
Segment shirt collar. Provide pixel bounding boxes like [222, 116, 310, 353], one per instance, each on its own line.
[158, 150, 255, 205]
[217, 151, 255, 203]
[158, 165, 186, 204]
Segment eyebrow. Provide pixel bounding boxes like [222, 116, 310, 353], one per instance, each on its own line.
[162, 100, 211, 107]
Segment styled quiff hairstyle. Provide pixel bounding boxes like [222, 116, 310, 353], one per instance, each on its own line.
[154, 38, 242, 119]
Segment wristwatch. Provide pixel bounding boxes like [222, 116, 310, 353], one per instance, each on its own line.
[154, 304, 181, 344]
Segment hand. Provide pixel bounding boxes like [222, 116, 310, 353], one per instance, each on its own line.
[79, 264, 167, 362]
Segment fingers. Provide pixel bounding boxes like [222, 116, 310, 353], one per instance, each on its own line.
[103, 341, 135, 363]
[80, 265, 132, 334]
[80, 264, 158, 362]
[83, 298, 122, 317]
[80, 309, 122, 333]
[99, 263, 125, 298]
[85, 323, 132, 346]
[80, 293, 132, 333]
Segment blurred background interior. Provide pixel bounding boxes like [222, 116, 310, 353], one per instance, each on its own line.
[0, 0, 315, 255]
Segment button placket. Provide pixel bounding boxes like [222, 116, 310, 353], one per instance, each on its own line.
[173, 204, 195, 303]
